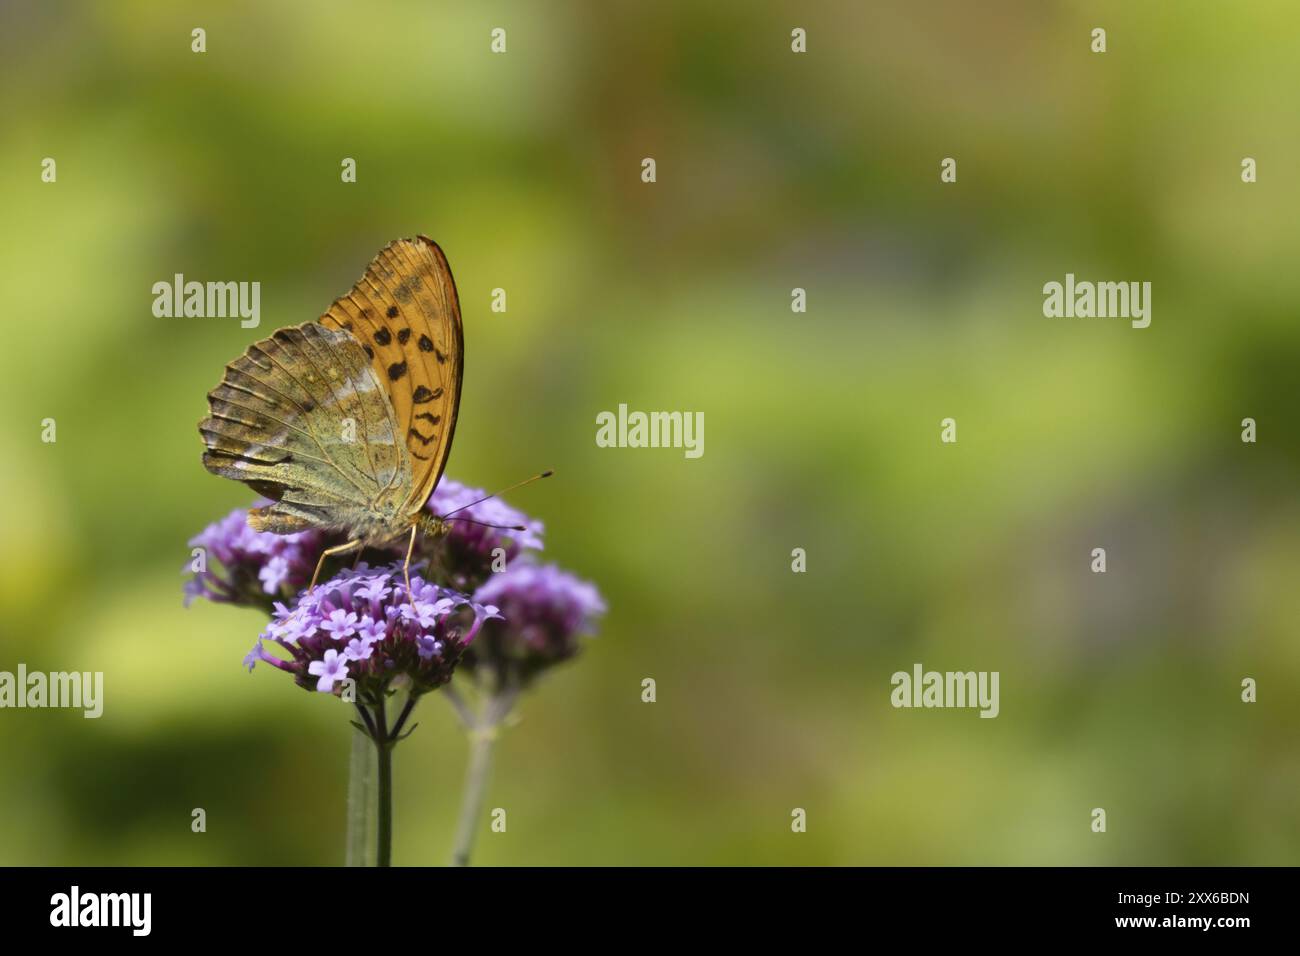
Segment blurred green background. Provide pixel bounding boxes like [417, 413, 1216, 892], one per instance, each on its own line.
[2, 0, 1298, 865]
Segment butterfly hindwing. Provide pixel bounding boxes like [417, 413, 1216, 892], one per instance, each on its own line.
[200, 321, 412, 532]
[317, 235, 463, 517]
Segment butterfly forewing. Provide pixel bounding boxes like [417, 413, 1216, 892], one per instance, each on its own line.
[317, 236, 463, 518]
[200, 321, 411, 533]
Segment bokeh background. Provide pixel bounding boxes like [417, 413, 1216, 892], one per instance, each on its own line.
[2, 0, 1298, 865]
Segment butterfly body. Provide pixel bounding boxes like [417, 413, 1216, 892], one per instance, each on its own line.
[199, 237, 463, 593]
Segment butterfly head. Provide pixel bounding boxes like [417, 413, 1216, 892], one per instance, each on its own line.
[415, 512, 452, 541]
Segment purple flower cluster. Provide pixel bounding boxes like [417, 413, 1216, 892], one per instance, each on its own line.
[466, 563, 607, 685]
[244, 564, 501, 697]
[422, 478, 545, 592]
[186, 475, 605, 695]
[183, 505, 327, 612]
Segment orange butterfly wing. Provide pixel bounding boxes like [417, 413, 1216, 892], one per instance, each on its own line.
[318, 236, 463, 517]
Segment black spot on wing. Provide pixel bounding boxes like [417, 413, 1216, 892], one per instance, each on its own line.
[387, 361, 407, 380]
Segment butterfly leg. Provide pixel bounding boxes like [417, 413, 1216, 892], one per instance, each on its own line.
[401, 523, 419, 599]
[309, 539, 363, 592]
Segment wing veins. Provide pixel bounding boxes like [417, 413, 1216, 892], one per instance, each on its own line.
[292, 324, 384, 495]
[247, 335, 378, 500]
[326, 295, 405, 501]
[205, 398, 377, 476]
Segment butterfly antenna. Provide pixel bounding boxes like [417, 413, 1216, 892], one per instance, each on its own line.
[440, 470, 554, 519]
[444, 516, 529, 532]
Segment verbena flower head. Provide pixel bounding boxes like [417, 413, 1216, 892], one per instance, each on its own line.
[465, 563, 606, 685]
[184, 505, 325, 612]
[185, 479, 545, 616]
[245, 563, 502, 698]
[184, 478, 594, 697]
[423, 478, 545, 591]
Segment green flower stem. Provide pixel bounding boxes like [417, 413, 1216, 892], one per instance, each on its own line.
[449, 683, 518, 867]
[345, 725, 377, 866]
[349, 691, 419, 867]
[375, 699, 393, 868]
[451, 725, 498, 867]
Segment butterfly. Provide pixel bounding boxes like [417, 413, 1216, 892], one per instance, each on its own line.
[200, 236, 486, 597]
